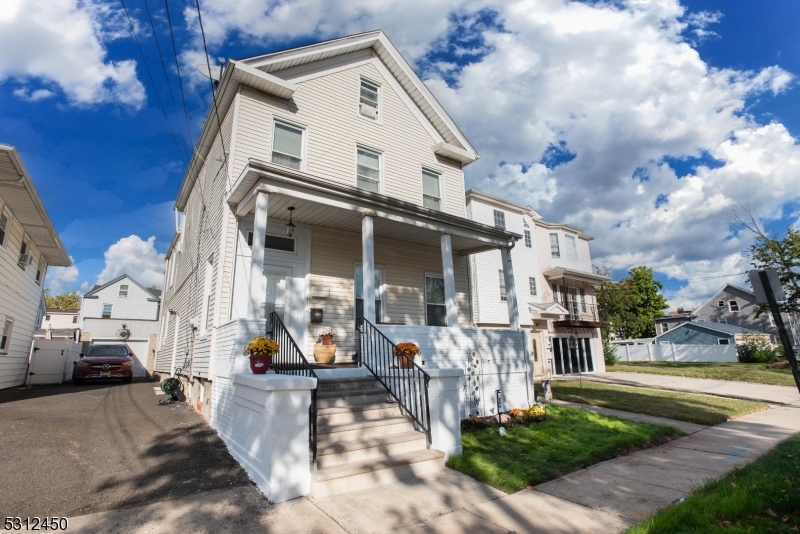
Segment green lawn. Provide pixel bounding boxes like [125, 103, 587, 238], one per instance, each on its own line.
[627, 433, 800, 534]
[447, 405, 682, 493]
[608, 361, 796, 387]
[553, 381, 768, 426]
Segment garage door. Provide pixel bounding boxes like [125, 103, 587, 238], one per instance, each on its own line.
[90, 339, 149, 377]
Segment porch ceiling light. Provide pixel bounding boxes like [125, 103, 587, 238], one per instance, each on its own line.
[285, 207, 296, 237]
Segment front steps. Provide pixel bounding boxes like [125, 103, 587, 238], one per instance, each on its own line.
[311, 375, 445, 498]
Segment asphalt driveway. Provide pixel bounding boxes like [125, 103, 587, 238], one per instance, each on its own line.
[0, 380, 251, 518]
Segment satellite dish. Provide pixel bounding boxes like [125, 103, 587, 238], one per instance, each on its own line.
[196, 64, 222, 81]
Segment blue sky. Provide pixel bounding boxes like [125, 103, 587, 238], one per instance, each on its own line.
[2, 0, 799, 308]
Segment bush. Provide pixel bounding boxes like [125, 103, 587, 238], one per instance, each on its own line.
[602, 330, 619, 366]
[737, 336, 781, 363]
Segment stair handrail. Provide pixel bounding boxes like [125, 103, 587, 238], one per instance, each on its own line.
[357, 316, 431, 445]
[267, 312, 319, 465]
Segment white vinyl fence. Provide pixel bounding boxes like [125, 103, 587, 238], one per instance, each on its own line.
[26, 339, 82, 385]
[617, 343, 738, 363]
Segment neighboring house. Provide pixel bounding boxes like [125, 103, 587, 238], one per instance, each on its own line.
[466, 190, 609, 378]
[154, 31, 532, 498]
[0, 144, 71, 390]
[37, 308, 81, 340]
[81, 274, 161, 377]
[654, 308, 696, 334]
[656, 320, 770, 346]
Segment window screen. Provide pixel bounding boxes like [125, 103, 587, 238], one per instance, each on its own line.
[272, 122, 303, 170]
[425, 275, 446, 326]
[565, 234, 578, 260]
[422, 170, 441, 210]
[356, 148, 381, 193]
[360, 80, 379, 108]
[549, 233, 560, 258]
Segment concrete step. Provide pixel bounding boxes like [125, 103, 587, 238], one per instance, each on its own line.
[317, 388, 390, 408]
[317, 402, 402, 426]
[317, 416, 416, 443]
[314, 431, 428, 468]
[311, 449, 445, 498]
[317, 376, 381, 394]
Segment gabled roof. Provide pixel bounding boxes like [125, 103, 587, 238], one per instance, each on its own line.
[657, 320, 763, 338]
[0, 144, 70, 266]
[175, 30, 479, 211]
[465, 189, 541, 219]
[694, 283, 755, 313]
[528, 302, 570, 318]
[83, 274, 160, 302]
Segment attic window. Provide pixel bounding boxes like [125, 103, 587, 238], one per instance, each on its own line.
[718, 339, 730, 345]
[718, 300, 724, 307]
[119, 284, 129, 298]
[359, 79, 379, 120]
[728, 300, 739, 312]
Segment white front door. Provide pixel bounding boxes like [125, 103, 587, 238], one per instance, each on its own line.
[263, 264, 306, 346]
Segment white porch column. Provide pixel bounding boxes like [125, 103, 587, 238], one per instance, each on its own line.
[248, 191, 269, 319]
[362, 214, 376, 323]
[440, 234, 458, 327]
[501, 246, 520, 331]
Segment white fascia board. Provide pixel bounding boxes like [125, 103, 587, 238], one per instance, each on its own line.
[233, 62, 296, 99]
[433, 142, 477, 164]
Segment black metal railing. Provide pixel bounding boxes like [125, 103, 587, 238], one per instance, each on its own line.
[565, 302, 601, 322]
[357, 317, 431, 445]
[267, 312, 319, 465]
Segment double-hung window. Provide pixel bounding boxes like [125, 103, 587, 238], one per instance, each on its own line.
[499, 270, 507, 301]
[425, 274, 447, 326]
[119, 284, 129, 297]
[35, 259, 44, 285]
[529, 277, 537, 296]
[493, 210, 505, 229]
[524, 230, 532, 248]
[565, 234, 578, 260]
[0, 208, 9, 249]
[271, 121, 304, 170]
[422, 169, 442, 210]
[355, 264, 384, 329]
[356, 147, 381, 193]
[549, 233, 560, 258]
[0, 318, 12, 352]
[359, 79, 380, 120]
[102, 304, 113, 319]
[729, 301, 739, 312]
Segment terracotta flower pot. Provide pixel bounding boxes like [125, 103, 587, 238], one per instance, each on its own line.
[397, 352, 416, 369]
[314, 344, 337, 364]
[249, 352, 272, 374]
[320, 335, 334, 346]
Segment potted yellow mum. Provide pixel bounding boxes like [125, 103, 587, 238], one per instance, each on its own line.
[393, 342, 420, 369]
[243, 336, 279, 374]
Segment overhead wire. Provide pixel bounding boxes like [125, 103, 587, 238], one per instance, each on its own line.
[120, 0, 189, 166]
[163, 0, 195, 148]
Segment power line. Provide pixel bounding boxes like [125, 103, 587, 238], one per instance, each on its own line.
[120, 0, 188, 166]
[141, 0, 192, 158]
[163, 0, 195, 148]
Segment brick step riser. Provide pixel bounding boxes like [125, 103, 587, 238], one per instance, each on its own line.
[317, 406, 401, 426]
[317, 421, 415, 443]
[314, 437, 428, 468]
[310, 456, 445, 498]
[317, 393, 389, 409]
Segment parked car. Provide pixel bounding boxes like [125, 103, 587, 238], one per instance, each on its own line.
[74, 344, 135, 384]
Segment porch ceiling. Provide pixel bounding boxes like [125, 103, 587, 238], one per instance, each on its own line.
[231, 159, 518, 255]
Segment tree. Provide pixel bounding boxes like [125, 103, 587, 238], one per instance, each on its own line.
[146, 284, 160, 293]
[44, 290, 81, 310]
[595, 266, 669, 339]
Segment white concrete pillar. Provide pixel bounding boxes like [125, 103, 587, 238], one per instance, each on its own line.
[440, 234, 458, 327]
[501, 246, 520, 330]
[426, 368, 464, 460]
[362, 214, 375, 323]
[248, 191, 269, 319]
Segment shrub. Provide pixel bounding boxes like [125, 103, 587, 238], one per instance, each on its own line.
[602, 330, 619, 366]
[737, 336, 781, 364]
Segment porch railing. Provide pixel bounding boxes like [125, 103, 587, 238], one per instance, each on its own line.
[267, 312, 318, 466]
[565, 302, 601, 322]
[357, 317, 431, 445]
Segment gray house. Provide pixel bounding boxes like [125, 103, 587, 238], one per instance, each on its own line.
[656, 320, 770, 346]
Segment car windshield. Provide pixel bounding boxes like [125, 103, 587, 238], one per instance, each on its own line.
[85, 345, 129, 357]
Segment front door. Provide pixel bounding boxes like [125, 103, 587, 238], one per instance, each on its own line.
[263, 264, 306, 346]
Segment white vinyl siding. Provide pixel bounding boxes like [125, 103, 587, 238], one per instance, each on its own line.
[421, 169, 442, 211]
[200, 256, 213, 336]
[565, 234, 578, 261]
[549, 233, 560, 258]
[356, 147, 381, 193]
[82, 278, 160, 320]
[271, 121, 304, 170]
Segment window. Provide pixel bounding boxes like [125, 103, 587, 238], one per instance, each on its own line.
[565, 234, 578, 260]
[200, 256, 213, 336]
[355, 264, 384, 330]
[524, 230, 532, 248]
[728, 300, 739, 312]
[102, 304, 112, 319]
[662, 323, 669, 333]
[718, 339, 730, 345]
[425, 275, 447, 326]
[0, 208, 9, 248]
[18, 239, 28, 268]
[550, 233, 560, 258]
[552, 283, 560, 304]
[45, 315, 51, 321]
[35, 259, 43, 284]
[356, 147, 381, 193]
[72, 316, 78, 324]
[1, 318, 13, 352]
[359, 79, 380, 119]
[493, 210, 505, 229]
[718, 300, 725, 307]
[247, 232, 296, 253]
[271, 121, 304, 170]
[529, 276, 537, 296]
[421, 169, 442, 211]
[499, 270, 507, 301]
[119, 284, 129, 298]
[579, 287, 586, 312]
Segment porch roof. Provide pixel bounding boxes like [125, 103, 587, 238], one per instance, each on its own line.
[228, 159, 519, 255]
[543, 267, 610, 285]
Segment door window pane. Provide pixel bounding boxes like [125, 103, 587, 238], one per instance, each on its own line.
[272, 122, 303, 170]
[356, 148, 381, 192]
[422, 170, 441, 210]
[425, 275, 446, 326]
[263, 270, 287, 320]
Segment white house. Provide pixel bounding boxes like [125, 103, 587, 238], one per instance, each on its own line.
[466, 190, 609, 379]
[154, 31, 531, 501]
[0, 144, 71, 390]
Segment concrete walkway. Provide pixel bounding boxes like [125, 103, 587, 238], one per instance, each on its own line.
[574, 371, 800, 406]
[67, 404, 800, 533]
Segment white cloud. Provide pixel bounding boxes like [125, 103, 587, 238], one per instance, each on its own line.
[13, 87, 56, 101]
[0, 0, 145, 107]
[45, 257, 79, 294]
[97, 235, 166, 289]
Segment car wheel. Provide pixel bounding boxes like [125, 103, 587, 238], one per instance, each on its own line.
[122, 377, 132, 384]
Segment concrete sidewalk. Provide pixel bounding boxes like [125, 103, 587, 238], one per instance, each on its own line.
[573, 371, 800, 406]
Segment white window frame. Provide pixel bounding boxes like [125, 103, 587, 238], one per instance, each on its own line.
[424, 272, 447, 327]
[564, 234, 578, 261]
[270, 118, 307, 172]
[0, 317, 13, 354]
[357, 77, 382, 124]
[529, 276, 537, 296]
[0, 205, 11, 250]
[728, 300, 739, 313]
[421, 167, 444, 211]
[35, 258, 44, 285]
[524, 230, 532, 248]
[119, 284, 129, 298]
[102, 304, 113, 319]
[662, 323, 669, 333]
[493, 210, 505, 229]
[355, 145, 383, 194]
[718, 300, 725, 307]
[718, 338, 730, 345]
[246, 230, 297, 255]
[550, 233, 560, 258]
[499, 270, 507, 302]
[354, 263, 385, 336]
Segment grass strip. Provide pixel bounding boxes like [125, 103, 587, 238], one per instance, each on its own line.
[554, 380, 768, 426]
[627, 433, 800, 534]
[447, 405, 682, 493]
[608, 362, 796, 387]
